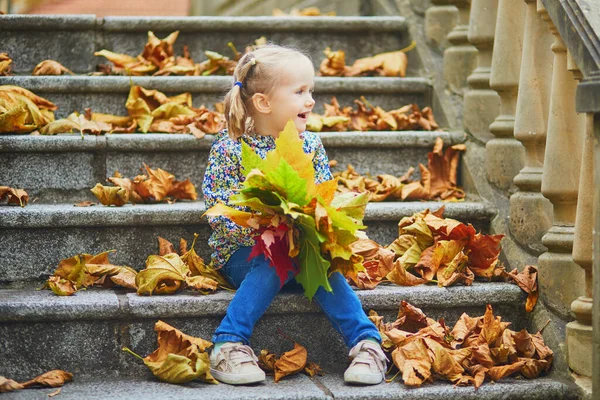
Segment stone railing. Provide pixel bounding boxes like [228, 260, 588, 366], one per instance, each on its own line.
[425, 0, 599, 393]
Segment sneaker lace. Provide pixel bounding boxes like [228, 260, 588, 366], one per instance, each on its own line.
[225, 344, 259, 367]
[349, 342, 388, 373]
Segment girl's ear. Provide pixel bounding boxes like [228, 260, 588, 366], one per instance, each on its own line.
[251, 93, 271, 115]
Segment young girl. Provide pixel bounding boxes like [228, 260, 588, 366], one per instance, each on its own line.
[202, 44, 388, 386]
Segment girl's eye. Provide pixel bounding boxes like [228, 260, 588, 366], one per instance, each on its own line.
[296, 89, 303, 94]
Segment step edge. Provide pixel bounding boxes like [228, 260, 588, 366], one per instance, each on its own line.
[1, 15, 407, 33]
[0, 282, 525, 323]
[0, 76, 432, 94]
[0, 131, 465, 153]
[0, 201, 496, 229]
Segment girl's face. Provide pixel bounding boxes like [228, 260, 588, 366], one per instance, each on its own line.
[259, 56, 316, 136]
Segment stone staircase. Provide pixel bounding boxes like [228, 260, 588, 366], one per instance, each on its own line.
[0, 13, 580, 399]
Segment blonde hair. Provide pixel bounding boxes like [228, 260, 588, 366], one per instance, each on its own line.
[224, 44, 310, 140]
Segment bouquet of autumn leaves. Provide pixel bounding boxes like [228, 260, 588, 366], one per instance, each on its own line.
[204, 121, 368, 301]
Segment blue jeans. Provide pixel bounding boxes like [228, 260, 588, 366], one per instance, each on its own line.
[212, 246, 381, 349]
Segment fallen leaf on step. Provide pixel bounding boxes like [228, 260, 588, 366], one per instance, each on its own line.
[0, 53, 13, 76]
[0, 186, 29, 207]
[122, 320, 216, 384]
[74, 201, 95, 207]
[32, 60, 74, 76]
[21, 370, 73, 388]
[274, 343, 308, 382]
[0, 377, 24, 392]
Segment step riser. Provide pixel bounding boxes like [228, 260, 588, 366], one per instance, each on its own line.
[0, 218, 491, 284]
[0, 295, 525, 381]
[1, 16, 414, 75]
[0, 79, 431, 120]
[1, 132, 462, 203]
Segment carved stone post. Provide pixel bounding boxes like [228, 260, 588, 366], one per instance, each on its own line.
[538, 20, 586, 317]
[463, 0, 500, 143]
[566, 109, 594, 377]
[443, 0, 478, 94]
[509, 0, 554, 253]
[425, 0, 458, 49]
[485, 0, 526, 191]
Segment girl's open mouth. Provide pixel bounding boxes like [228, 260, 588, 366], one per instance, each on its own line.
[297, 112, 308, 120]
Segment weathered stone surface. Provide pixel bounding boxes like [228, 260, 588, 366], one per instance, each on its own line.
[0, 201, 495, 283]
[1, 130, 461, 203]
[509, 192, 553, 254]
[566, 320, 593, 377]
[0, 76, 431, 119]
[0, 289, 120, 321]
[0, 321, 122, 381]
[485, 138, 525, 191]
[538, 251, 586, 319]
[0, 15, 99, 74]
[424, 5, 458, 49]
[0, 374, 326, 400]
[1, 15, 417, 75]
[316, 375, 575, 400]
[0, 283, 525, 379]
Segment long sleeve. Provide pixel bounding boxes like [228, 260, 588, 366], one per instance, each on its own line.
[310, 133, 334, 184]
[202, 138, 256, 267]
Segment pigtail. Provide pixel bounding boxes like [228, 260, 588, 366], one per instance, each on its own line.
[224, 54, 257, 140]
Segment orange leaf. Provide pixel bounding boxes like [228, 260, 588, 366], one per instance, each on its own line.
[487, 361, 526, 381]
[21, 370, 73, 388]
[392, 338, 432, 386]
[274, 343, 308, 382]
[158, 236, 176, 255]
[32, 60, 74, 76]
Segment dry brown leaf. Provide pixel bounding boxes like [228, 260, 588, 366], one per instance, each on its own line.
[303, 361, 324, 377]
[502, 266, 538, 312]
[392, 338, 432, 386]
[258, 349, 277, 372]
[32, 60, 74, 76]
[21, 370, 73, 388]
[74, 201, 95, 207]
[123, 320, 216, 384]
[90, 183, 129, 206]
[0, 53, 13, 76]
[274, 343, 308, 382]
[0, 376, 24, 392]
[47, 276, 78, 296]
[0, 186, 29, 207]
[158, 236, 177, 256]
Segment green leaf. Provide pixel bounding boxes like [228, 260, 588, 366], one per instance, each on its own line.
[241, 141, 264, 176]
[319, 199, 366, 233]
[330, 192, 369, 222]
[295, 214, 332, 301]
[266, 158, 309, 206]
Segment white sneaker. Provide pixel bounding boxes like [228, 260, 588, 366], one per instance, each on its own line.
[209, 342, 266, 385]
[344, 339, 388, 385]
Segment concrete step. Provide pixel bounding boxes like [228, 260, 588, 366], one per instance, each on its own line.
[0, 76, 433, 119]
[1, 15, 416, 75]
[0, 283, 527, 381]
[0, 131, 464, 203]
[0, 374, 575, 400]
[0, 201, 494, 284]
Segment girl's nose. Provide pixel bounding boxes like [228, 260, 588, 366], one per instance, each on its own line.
[306, 96, 315, 107]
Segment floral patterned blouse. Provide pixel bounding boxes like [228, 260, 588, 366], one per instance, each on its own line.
[202, 129, 334, 269]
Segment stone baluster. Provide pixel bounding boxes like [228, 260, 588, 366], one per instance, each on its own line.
[463, 0, 500, 143]
[485, 0, 526, 191]
[538, 15, 586, 318]
[566, 107, 594, 377]
[443, 0, 478, 94]
[424, 0, 458, 50]
[509, 0, 554, 253]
